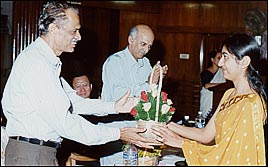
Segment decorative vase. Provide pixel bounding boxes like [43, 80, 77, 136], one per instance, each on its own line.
[136, 120, 166, 140]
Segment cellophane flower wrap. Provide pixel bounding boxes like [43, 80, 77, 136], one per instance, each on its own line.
[130, 83, 176, 122]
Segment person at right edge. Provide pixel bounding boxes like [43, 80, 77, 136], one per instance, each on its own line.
[152, 33, 267, 166]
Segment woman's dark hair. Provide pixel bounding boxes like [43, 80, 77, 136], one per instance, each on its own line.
[223, 33, 267, 103]
[207, 50, 220, 67]
[38, 1, 79, 35]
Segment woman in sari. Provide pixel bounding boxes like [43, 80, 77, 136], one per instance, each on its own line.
[153, 33, 267, 166]
[200, 50, 226, 120]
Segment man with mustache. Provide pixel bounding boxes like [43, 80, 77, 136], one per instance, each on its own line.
[102, 24, 168, 102]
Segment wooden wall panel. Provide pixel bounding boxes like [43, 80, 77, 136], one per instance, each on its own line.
[12, 1, 43, 59]
[160, 1, 267, 29]
[155, 32, 201, 81]
[159, 2, 201, 27]
[156, 33, 202, 120]
[81, 1, 161, 14]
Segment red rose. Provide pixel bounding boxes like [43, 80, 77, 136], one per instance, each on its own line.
[130, 107, 138, 116]
[141, 91, 149, 102]
[169, 107, 176, 113]
[161, 91, 168, 102]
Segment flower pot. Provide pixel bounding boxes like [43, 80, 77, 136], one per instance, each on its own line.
[136, 120, 166, 140]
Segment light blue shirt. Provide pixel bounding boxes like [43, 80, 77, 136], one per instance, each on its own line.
[100, 47, 152, 165]
[1, 37, 120, 145]
[101, 47, 152, 102]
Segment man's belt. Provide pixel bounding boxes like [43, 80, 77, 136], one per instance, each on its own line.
[10, 136, 61, 148]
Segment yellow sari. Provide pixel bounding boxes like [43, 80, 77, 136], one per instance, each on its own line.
[182, 88, 266, 166]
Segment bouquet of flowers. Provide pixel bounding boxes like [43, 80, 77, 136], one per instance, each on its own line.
[129, 62, 176, 165]
[129, 83, 175, 165]
[130, 83, 175, 122]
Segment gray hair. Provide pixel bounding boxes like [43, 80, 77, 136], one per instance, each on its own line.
[38, 1, 79, 35]
[129, 26, 138, 39]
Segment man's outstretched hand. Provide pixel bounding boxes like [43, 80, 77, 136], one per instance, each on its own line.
[120, 127, 163, 149]
[114, 89, 139, 113]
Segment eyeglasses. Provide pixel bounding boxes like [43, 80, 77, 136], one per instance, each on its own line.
[73, 83, 92, 91]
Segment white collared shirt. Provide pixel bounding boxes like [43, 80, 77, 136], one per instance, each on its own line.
[1, 37, 120, 145]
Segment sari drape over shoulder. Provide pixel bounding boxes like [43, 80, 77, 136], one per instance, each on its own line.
[183, 88, 266, 166]
[200, 68, 226, 118]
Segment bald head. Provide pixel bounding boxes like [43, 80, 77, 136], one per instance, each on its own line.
[129, 24, 154, 39]
[128, 24, 154, 61]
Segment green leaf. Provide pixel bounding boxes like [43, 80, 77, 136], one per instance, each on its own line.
[131, 89, 175, 122]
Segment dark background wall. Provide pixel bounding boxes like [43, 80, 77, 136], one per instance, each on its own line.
[1, 1, 267, 122]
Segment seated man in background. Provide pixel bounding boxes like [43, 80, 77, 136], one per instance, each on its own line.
[57, 72, 101, 166]
[58, 72, 134, 166]
[72, 72, 102, 124]
[72, 74, 93, 99]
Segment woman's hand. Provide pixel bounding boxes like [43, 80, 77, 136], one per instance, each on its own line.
[152, 125, 184, 148]
[166, 122, 182, 132]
